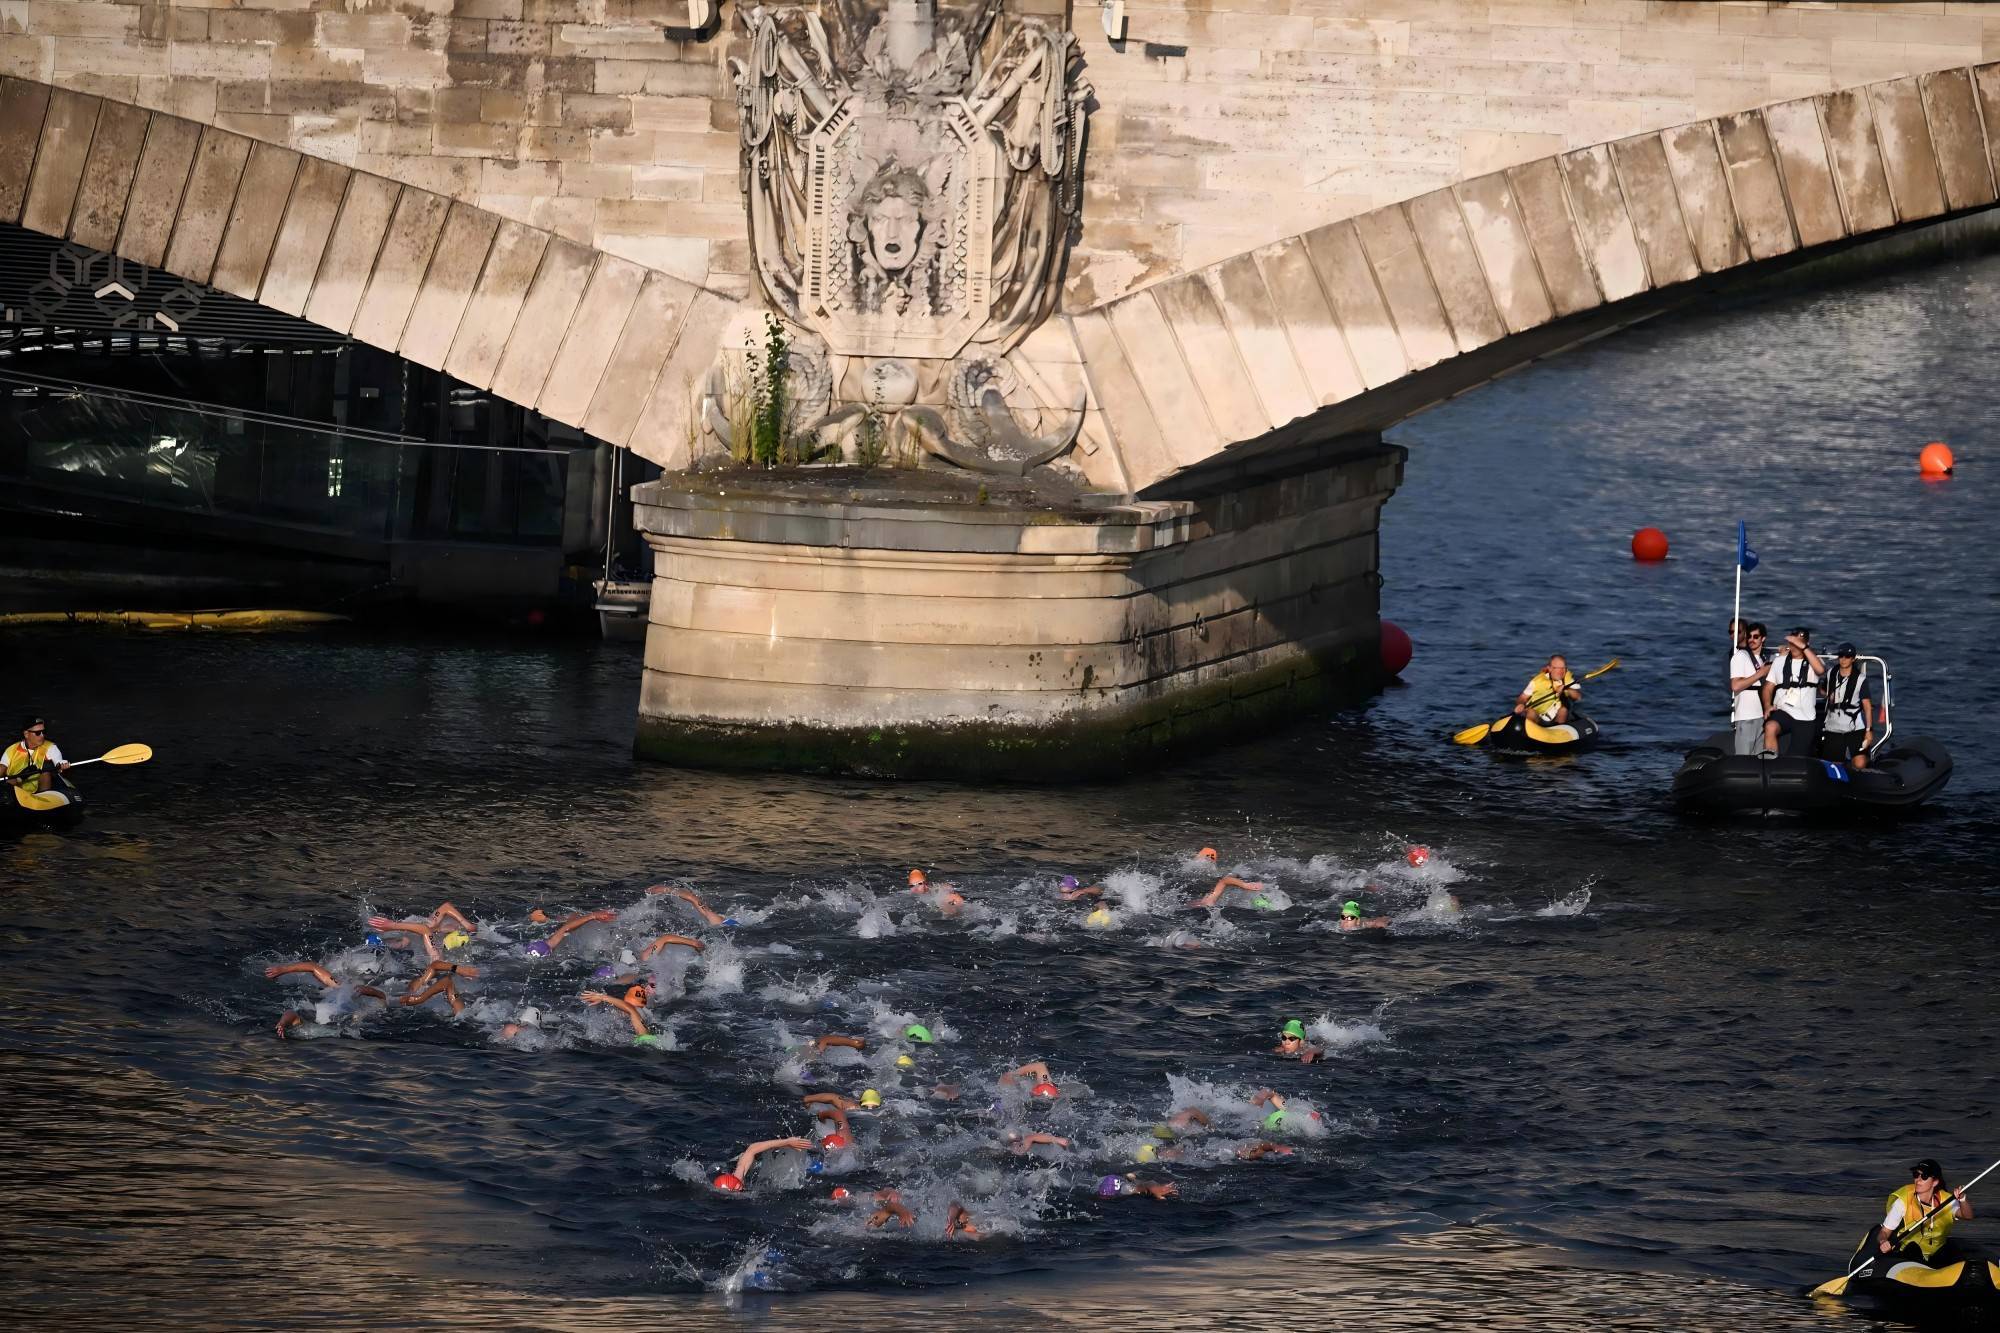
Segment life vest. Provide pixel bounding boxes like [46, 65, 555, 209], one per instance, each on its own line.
[1887, 1183, 1958, 1259]
[1825, 665, 1867, 726]
[1771, 654, 1819, 718]
[4, 739, 52, 790]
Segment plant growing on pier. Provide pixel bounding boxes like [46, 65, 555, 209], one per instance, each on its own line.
[748, 314, 790, 466]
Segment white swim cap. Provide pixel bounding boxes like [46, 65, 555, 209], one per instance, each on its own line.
[518, 1006, 542, 1026]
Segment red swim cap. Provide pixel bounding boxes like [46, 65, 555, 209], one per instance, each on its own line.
[714, 1172, 744, 1192]
[1405, 845, 1430, 867]
[820, 1133, 850, 1150]
[830, 1186, 850, 1200]
[1031, 1082, 1060, 1099]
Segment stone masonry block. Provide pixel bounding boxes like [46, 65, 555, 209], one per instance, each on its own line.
[1659, 122, 1748, 272]
[1608, 133, 1699, 286]
[21, 88, 100, 239]
[1865, 76, 1947, 221]
[1064, 307, 1174, 493]
[1104, 289, 1226, 470]
[491, 237, 596, 408]
[1714, 111, 1800, 260]
[162, 126, 253, 285]
[1559, 144, 1651, 301]
[445, 217, 550, 388]
[303, 172, 401, 335]
[1206, 254, 1316, 431]
[1405, 187, 1507, 351]
[1761, 96, 1848, 245]
[1452, 172, 1556, 334]
[1975, 64, 2000, 195]
[1918, 68, 1996, 210]
[1352, 204, 1456, 372]
[114, 113, 199, 267]
[398, 202, 502, 370]
[536, 253, 648, 426]
[1153, 269, 1271, 443]
[1502, 154, 1602, 316]
[0, 80, 53, 225]
[209, 140, 303, 300]
[1299, 219, 1408, 389]
[351, 186, 452, 351]
[67, 99, 148, 250]
[259, 156, 350, 317]
[1817, 87, 1897, 233]
[584, 268, 695, 447]
[1248, 237, 1368, 409]
[625, 288, 743, 473]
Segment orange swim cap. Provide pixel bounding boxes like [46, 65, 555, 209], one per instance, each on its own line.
[908, 869, 927, 886]
[623, 983, 650, 1007]
[1197, 847, 1218, 861]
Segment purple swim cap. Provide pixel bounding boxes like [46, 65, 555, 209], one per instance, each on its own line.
[1060, 876, 1080, 890]
[592, 964, 614, 979]
[525, 940, 550, 957]
[1096, 1174, 1125, 1198]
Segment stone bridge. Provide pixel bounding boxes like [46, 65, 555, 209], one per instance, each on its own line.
[4, 1, 1997, 774]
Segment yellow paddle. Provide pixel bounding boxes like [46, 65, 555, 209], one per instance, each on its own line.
[1452, 659, 1619, 746]
[1810, 1156, 1998, 1298]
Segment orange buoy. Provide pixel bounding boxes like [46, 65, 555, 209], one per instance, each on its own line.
[1919, 442, 1955, 476]
[1631, 527, 1669, 562]
[1380, 620, 1413, 677]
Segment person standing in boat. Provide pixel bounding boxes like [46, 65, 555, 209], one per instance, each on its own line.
[1759, 627, 1825, 758]
[1514, 655, 1579, 726]
[1875, 1158, 1973, 1270]
[4, 716, 69, 794]
[1817, 643, 1877, 769]
[1729, 622, 1773, 756]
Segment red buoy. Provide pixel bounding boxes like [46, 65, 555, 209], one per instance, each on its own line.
[1631, 527, 1669, 562]
[1380, 620, 1413, 677]
[1920, 442, 1955, 476]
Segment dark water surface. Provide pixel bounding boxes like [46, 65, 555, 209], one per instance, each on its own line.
[5, 254, 1999, 1331]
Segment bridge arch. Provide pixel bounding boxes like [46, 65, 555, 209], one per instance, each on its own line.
[1069, 63, 2000, 496]
[0, 75, 726, 467]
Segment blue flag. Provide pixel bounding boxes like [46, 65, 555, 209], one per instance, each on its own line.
[1736, 520, 1758, 572]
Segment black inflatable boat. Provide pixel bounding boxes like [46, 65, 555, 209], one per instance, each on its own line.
[1675, 652, 1950, 815]
[1826, 1229, 2000, 1319]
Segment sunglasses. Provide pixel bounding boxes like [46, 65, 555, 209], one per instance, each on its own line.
[24, 727, 44, 735]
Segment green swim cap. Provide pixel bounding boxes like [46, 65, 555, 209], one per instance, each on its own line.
[1263, 1109, 1286, 1131]
[1150, 1123, 1177, 1141]
[633, 1034, 659, 1047]
[904, 1023, 933, 1043]
[1341, 900, 1362, 918]
[1250, 896, 1272, 909]
[1281, 1019, 1307, 1040]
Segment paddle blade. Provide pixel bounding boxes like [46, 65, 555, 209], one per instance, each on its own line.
[98, 743, 153, 765]
[1582, 658, 1621, 681]
[1808, 1275, 1851, 1298]
[1452, 721, 1496, 746]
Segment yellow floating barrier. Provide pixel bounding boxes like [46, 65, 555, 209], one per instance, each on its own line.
[0, 609, 349, 631]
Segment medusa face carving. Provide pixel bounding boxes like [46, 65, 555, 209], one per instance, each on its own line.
[846, 162, 949, 314]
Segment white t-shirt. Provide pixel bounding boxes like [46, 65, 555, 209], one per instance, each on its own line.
[1882, 1194, 1961, 1230]
[1767, 653, 1821, 722]
[1730, 649, 1764, 721]
[1822, 666, 1872, 734]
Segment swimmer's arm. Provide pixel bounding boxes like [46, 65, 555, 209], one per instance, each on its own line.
[734, 1137, 813, 1178]
[546, 910, 617, 948]
[654, 886, 726, 925]
[1059, 885, 1104, 900]
[1135, 1181, 1179, 1200]
[1168, 1108, 1211, 1129]
[401, 978, 450, 1007]
[812, 1034, 865, 1054]
[945, 1203, 979, 1238]
[999, 1061, 1051, 1086]
[430, 901, 475, 931]
[579, 991, 648, 1035]
[801, 1093, 860, 1111]
[1024, 1133, 1069, 1149]
[814, 1107, 851, 1135]
[639, 933, 704, 960]
[1249, 1089, 1285, 1109]
[1217, 875, 1263, 893]
[264, 962, 338, 986]
[353, 985, 389, 1003]
[275, 1011, 303, 1039]
[1237, 1142, 1294, 1161]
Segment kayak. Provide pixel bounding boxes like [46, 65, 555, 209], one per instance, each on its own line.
[1672, 731, 1950, 815]
[1829, 1230, 2000, 1318]
[5, 775, 84, 828]
[1483, 710, 1598, 755]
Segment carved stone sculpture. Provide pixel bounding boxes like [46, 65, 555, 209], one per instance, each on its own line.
[715, 0, 1089, 475]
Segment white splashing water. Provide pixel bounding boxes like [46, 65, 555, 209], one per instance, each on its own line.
[1537, 886, 1592, 917]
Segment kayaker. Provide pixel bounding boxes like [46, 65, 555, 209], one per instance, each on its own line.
[1728, 622, 1773, 756]
[1514, 655, 1579, 725]
[1818, 644, 1876, 769]
[1876, 1158, 1974, 1268]
[5, 716, 69, 794]
[1760, 626, 1825, 758]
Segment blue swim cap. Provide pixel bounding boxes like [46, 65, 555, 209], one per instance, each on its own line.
[364, 933, 382, 949]
[807, 1158, 825, 1175]
[722, 917, 740, 927]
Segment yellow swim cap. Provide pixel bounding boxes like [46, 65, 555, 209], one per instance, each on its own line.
[860, 1089, 882, 1108]
[1086, 907, 1112, 928]
[1136, 1143, 1158, 1163]
[443, 931, 470, 949]
[895, 1054, 915, 1068]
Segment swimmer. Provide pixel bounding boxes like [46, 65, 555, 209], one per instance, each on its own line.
[581, 979, 654, 1037]
[499, 1005, 543, 1041]
[1083, 904, 1114, 929]
[543, 909, 618, 952]
[267, 961, 389, 1039]
[401, 960, 478, 1016]
[1058, 875, 1104, 901]
[1236, 1141, 1296, 1162]
[1096, 1173, 1178, 1201]
[718, 1136, 815, 1191]
[1195, 847, 1219, 864]
[801, 1092, 862, 1113]
[1274, 1019, 1321, 1064]
[811, 1104, 852, 1141]
[1167, 1108, 1212, 1133]
[1338, 900, 1391, 931]
[1193, 874, 1265, 908]
[999, 1060, 1054, 1088]
[866, 1187, 916, 1229]
[945, 1202, 980, 1239]
[646, 884, 733, 927]
[907, 869, 966, 916]
[365, 915, 444, 961]
[810, 1033, 866, 1057]
[1002, 1130, 1070, 1155]
[930, 1083, 962, 1102]
[638, 932, 705, 961]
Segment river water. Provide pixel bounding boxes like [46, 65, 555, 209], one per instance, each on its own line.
[4, 253, 1997, 1331]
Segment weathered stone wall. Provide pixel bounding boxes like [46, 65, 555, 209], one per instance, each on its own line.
[1069, 0, 2000, 306]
